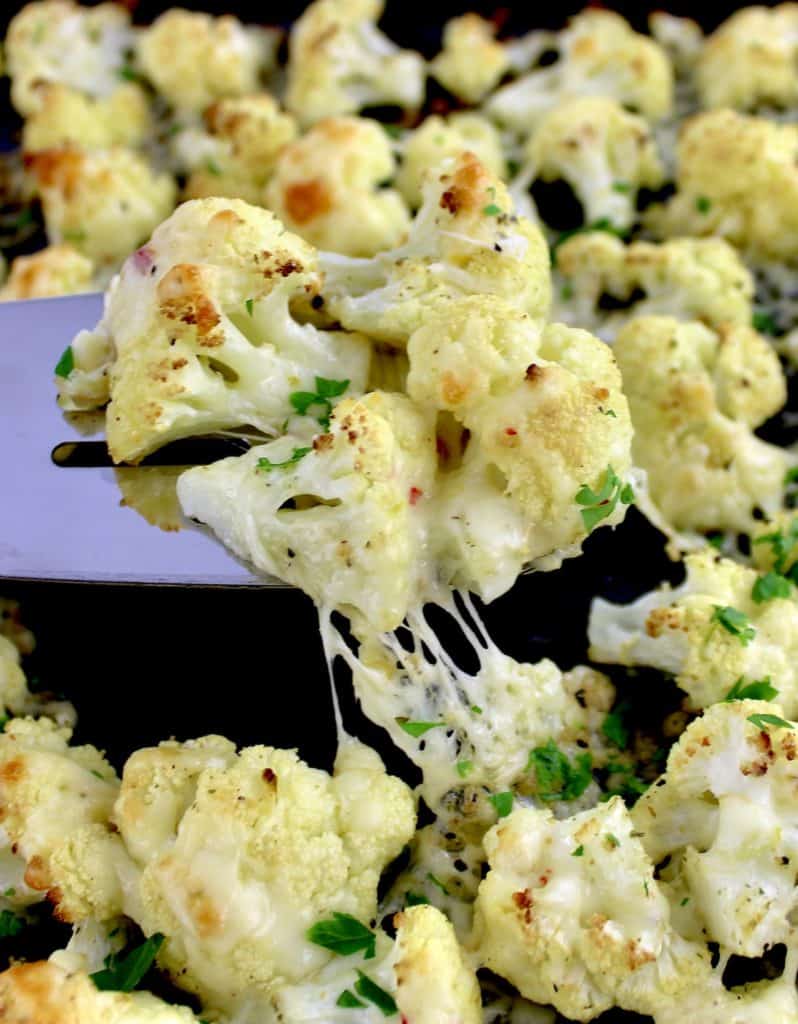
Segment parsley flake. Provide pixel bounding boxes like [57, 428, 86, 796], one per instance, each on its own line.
[257, 447, 311, 472]
[117, 65, 140, 82]
[752, 571, 792, 603]
[245, 298, 254, 317]
[0, 910, 25, 938]
[382, 124, 403, 140]
[747, 713, 794, 731]
[725, 677, 779, 702]
[427, 873, 448, 895]
[602, 408, 617, 418]
[680, 897, 690, 906]
[606, 833, 621, 848]
[575, 465, 635, 532]
[483, 203, 503, 216]
[91, 933, 165, 992]
[354, 971, 398, 1016]
[338, 990, 366, 1008]
[528, 740, 593, 802]
[695, 195, 712, 214]
[711, 605, 756, 645]
[572, 844, 585, 857]
[456, 759, 473, 778]
[612, 181, 632, 193]
[205, 158, 222, 176]
[290, 377, 350, 430]
[754, 518, 798, 576]
[602, 701, 630, 749]
[560, 282, 574, 301]
[397, 719, 445, 738]
[54, 345, 75, 379]
[471, 704, 483, 715]
[489, 791, 514, 817]
[405, 892, 429, 907]
[307, 913, 376, 959]
[753, 310, 779, 336]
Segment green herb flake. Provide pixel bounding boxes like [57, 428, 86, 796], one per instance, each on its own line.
[456, 759, 473, 778]
[572, 844, 585, 857]
[307, 913, 376, 959]
[707, 532, 725, 550]
[471, 704, 483, 715]
[560, 282, 574, 301]
[575, 465, 635, 532]
[752, 571, 792, 603]
[602, 408, 617, 418]
[753, 310, 779, 336]
[0, 910, 25, 938]
[338, 989, 367, 1008]
[382, 124, 403, 140]
[528, 740, 593, 802]
[90, 933, 165, 992]
[290, 377, 350, 430]
[405, 892, 429, 907]
[711, 605, 756, 646]
[426, 873, 448, 895]
[602, 701, 630, 750]
[205, 158, 222, 176]
[62, 229, 87, 243]
[754, 517, 798, 574]
[3, 888, 15, 898]
[54, 345, 75, 379]
[245, 298, 254, 317]
[354, 971, 398, 1017]
[397, 719, 445, 738]
[483, 203, 503, 216]
[612, 181, 632, 193]
[117, 65, 140, 82]
[89, 770, 105, 780]
[257, 447, 311, 472]
[606, 833, 621, 848]
[747, 713, 794, 731]
[680, 897, 690, 906]
[489, 791, 514, 818]
[695, 195, 712, 214]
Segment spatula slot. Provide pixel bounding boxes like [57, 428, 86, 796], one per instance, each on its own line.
[51, 436, 251, 468]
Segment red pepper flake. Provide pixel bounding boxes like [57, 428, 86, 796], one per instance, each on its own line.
[409, 487, 423, 506]
[505, 427, 518, 436]
[132, 246, 154, 273]
[436, 436, 450, 460]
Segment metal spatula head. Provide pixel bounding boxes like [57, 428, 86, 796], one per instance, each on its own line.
[0, 293, 269, 586]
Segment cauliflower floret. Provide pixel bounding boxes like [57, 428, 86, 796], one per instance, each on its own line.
[473, 797, 711, 1021]
[645, 110, 798, 261]
[0, 634, 74, 726]
[0, 717, 118, 921]
[613, 315, 789, 533]
[0, 598, 35, 657]
[136, 9, 276, 115]
[696, 5, 798, 111]
[0, 244, 94, 301]
[648, 13, 704, 76]
[62, 198, 370, 463]
[554, 233, 754, 340]
[429, 14, 510, 104]
[395, 113, 505, 210]
[751, 511, 798, 578]
[178, 391, 436, 631]
[524, 96, 665, 231]
[25, 147, 177, 274]
[22, 82, 150, 152]
[5, 1, 135, 116]
[178, 95, 297, 205]
[589, 550, 798, 714]
[264, 116, 411, 257]
[632, 700, 798, 958]
[486, 10, 673, 132]
[0, 959, 201, 1023]
[321, 152, 551, 346]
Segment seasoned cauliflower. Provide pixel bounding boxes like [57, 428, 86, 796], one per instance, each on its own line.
[264, 116, 411, 257]
[0, 960, 200, 1023]
[524, 97, 665, 231]
[589, 550, 798, 714]
[486, 10, 674, 131]
[0, 244, 94, 301]
[613, 315, 789, 534]
[554, 233, 754, 340]
[65, 197, 370, 464]
[22, 82, 150, 152]
[395, 113, 505, 210]
[429, 14, 510, 104]
[25, 147, 177, 274]
[473, 797, 711, 1021]
[285, 0, 425, 127]
[645, 110, 798, 261]
[321, 152, 551, 346]
[0, 717, 118, 921]
[136, 9, 276, 115]
[648, 13, 704, 75]
[696, 5, 798, 111]
[178, 391, 436, 631]
[0, 634, 74, 726]
[5, 1, 135, 116]
[178, 95, 297, 205]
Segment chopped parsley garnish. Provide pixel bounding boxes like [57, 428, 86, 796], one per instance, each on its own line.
[602, 700, 631, 749]
[724, 677, 779, 702]
[354, 971, 398, 1016]
[290, 377, 350, 430]
[338, 990, 366, 1008]
[489, 791, 514, 817]
[680, 897, 690, 906]
[612, 181, 632, 193]
[752, 310, 779, 336]
[711, 605, 756, 645]
[456, 759, 473, 778]
[606, 833, 621, 848]
[707, 531, 725, 550]
[426, 873, 448, 894]
[602, 408, 617, 417]
[245, 298, 254, 316]
[382, 124, 403, 140]
[747, 713, 794, 731]
[551, 219, 629, 265]
[91, 933, 165, 992]
[572, 844, 585, 857]
[752, 571, 792, 603]
[11, 207, 34, 231]
[753, 518, 798, 575]
[695, 195, 712, 214]
[397, 719, 445, 738]
[257, 447, 311, 472]
[528, 740, 593, 802]
[54, 345, 75, 378]
[89, 769, 105, 780]
[3, 888, 14, 898]
[575, 465, 634, 532]
[405, 891, 429, 907]
[471, 704, 483, 715]
[483, 203, 503, 216]
[0, 910, 25, 938]
[117, 65, 140, 82]
[307, 913, 376, 959]
[205, 158, 222, 176]
[560, 282, 574, 301]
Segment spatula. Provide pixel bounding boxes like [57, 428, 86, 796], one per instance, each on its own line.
[0, 293, 270, 586]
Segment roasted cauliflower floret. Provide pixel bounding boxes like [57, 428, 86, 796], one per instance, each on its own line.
[429, 14, 510, 104]
[264, 116, 411, 257]
[589, 550, 798, 714]
[178, 391, 436, 631]
[486, 10, 673, 131]
[0, 960, 201, 1023]
[554, 234, 754, 340]
[632, 700, 798, 958]
[285, 0, 425, 127]
[321, 152, 551, 346]
[0, 244, 94, 301]
[66, 197, 370, 463]
[0, 634, 74, 727]
[525, 97, 665, 231]
[22, 82, 150, 152]
[0, 717, 118, 922]
[613, 315, 789, 534]
[136, 9, 275, 115]
[696, 5, 798, 111]
[648, 13, 704, 75]
[646, 110, 798, 261]
[178, 95, 297, 204]
[5, 1, 134, 116]
[408, 305, 634, 595]
[395, 113, 505, 210]
[25, 147, 177, 274]
[473, 798, 710, 1021]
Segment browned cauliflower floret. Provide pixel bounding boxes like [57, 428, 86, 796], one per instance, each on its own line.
[429, 14, 510, 104]
[22, 82, 151, 152]
[0, 244, 94, 301]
